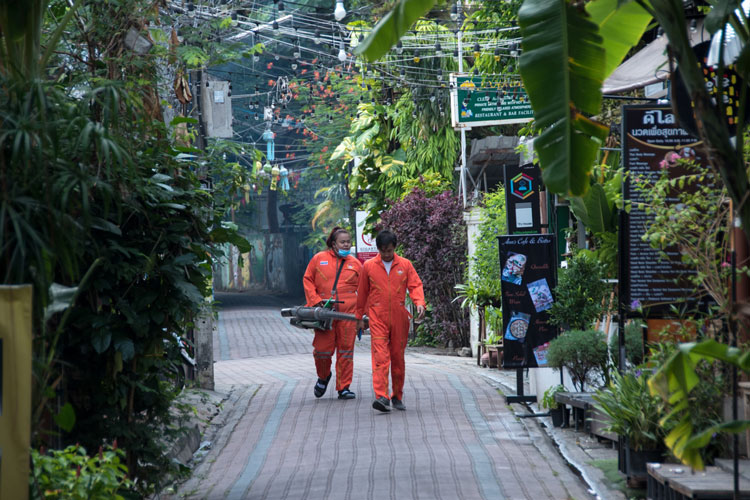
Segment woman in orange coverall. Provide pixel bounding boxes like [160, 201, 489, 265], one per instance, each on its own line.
[355, 230, 425, 412]
[303, 227, 362, 399]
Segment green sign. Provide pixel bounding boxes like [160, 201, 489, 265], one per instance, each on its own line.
[450, 74, 534, 129]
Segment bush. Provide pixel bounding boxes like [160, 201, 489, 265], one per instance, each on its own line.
[379, 189, 469, 346]
[609, 321, 645, 366]
[30, 444, 133, 500]
[548, 253, 609, 331]
[593, 369, 665, 451]
[646, 342, 728, 463]
[409, 314, 440, 347]
[546, 329, 608, 391]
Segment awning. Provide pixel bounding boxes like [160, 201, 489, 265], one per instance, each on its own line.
[602, 21, 708, 95]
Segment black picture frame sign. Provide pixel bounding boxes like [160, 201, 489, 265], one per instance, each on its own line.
[620, 104, 712, 317]
[499, 234, 557, 368]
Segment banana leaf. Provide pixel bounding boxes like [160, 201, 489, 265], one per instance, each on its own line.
[586, 0, 652, 78]
[569, 183, 614, 233]
[518, 0, 609, 196]
[354, 0, 439, 62]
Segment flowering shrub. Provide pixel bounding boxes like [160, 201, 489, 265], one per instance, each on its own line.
[379, 189, 469, 346]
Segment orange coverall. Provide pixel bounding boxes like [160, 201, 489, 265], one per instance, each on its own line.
[303, 249, 362, 391]
[356, 253, 425, 401]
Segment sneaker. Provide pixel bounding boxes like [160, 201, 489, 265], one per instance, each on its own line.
[391, 398, 406, 411]
[313, 373, 332, 398]
[372, 396, 391, 412]
[338, 388, 356, 399]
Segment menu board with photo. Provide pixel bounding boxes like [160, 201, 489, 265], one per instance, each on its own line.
[620, 105, 711, 316]
[499, 234, 558, 368]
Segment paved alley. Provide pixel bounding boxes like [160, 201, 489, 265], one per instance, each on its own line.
[171, 292, 591, 500]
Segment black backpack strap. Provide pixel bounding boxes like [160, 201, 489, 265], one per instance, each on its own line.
[330, 258, 345, 297]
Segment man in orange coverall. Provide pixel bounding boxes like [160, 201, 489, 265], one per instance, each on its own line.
[356, 230, 425, 412]
[303, 227, 362, 399]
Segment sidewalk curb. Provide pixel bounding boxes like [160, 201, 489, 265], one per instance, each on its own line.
[406, 351, 623, 500]
[472, 367, 625, 500]
[166, 388, 231, 467]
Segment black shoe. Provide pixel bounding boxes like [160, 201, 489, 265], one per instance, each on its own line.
[391, 398, 406, 411]
[338, 388, 356, 399]
[314, 373, 332, 398]
[372, 396, 391, 412]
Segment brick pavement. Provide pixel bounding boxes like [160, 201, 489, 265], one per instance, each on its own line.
[170, 292, 591, 500]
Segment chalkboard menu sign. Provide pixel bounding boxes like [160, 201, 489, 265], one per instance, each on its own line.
[504, 162, 542, 234]
[621, 105, 709, 316]
[499, 234, 557, 368]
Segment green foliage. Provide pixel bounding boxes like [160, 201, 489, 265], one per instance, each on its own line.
[486, 306, 503, 336]
[409, 318, 440, 347]
[546, 329, 608, 391]
[638, 160, 734, 314]
[354, 0, 439, 62]
[484, 332, 503, 346]
[30, 444, 134, 500]
[0, 0, 250, 493]
[547, 253, 608, 330]
[401, 172, 452, 199]
[471, 188, 507, 295]
[649, 339, 748, 470]
[609, 321, 645, 366]
[518, 0, 609, 196]
[455, 189, 506, 327]
[333, 19, 460, 228]
[584, 0, 652, 77]
[594, 369, 665, 451]
[540, 383, 565, 410]
[645, 341, 727, 465]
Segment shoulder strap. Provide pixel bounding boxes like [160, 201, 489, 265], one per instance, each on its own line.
[330, 258, 345, 297]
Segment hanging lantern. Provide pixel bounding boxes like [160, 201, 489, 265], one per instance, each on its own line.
[270, 165, 280, 191]
[279, 166, 290, 191]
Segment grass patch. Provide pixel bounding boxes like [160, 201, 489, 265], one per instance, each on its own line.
[588, 458, 646, 500]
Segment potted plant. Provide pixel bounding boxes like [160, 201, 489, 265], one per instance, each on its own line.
[540, 384, 567, 427]
[546, 329, 609, 392]
[593, 369, 665, 487]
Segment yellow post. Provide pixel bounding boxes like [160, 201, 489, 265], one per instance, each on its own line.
[0, 285, 33, 500]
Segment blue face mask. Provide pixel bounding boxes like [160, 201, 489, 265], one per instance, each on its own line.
[337, 248, 351, 258]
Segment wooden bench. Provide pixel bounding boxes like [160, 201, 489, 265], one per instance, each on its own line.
[554, 392, 594, 432]
[647, 463, 750, 499]
[553, 392, 617, 441]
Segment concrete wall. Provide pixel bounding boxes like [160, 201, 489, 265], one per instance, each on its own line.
[213, 232, 309, 295]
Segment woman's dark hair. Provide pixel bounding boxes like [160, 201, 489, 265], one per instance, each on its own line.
[375, 230, 397, 250]
[326, 226, 349, 248]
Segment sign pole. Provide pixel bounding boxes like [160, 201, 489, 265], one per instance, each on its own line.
[457, 1, 467, 207]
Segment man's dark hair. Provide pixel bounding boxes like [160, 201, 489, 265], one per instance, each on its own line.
[376, 230, 397, 250]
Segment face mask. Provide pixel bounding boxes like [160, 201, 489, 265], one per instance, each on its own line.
[337, 248, 351, 258]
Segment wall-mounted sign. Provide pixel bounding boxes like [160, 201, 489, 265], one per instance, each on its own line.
[620, 104, 712, 316]
[504, 163, 542, 234]
[355, 211, 378, 263]
[498, 234, 557, 368]
[450, 73, 534, 129]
